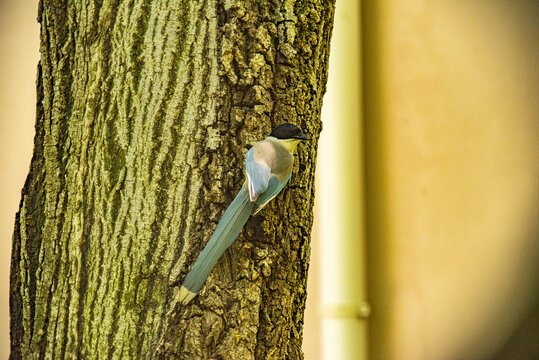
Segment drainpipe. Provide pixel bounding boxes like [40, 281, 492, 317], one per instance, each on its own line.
[317, 0, 370, 358]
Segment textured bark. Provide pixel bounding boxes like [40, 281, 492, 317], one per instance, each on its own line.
[10, 0, 334, 359]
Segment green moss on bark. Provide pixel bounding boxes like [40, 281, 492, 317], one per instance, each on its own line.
[10, 0, 334, 359]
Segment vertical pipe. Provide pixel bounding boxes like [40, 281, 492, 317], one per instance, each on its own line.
[316, 0, 369, 358]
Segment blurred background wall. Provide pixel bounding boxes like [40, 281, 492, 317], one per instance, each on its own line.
[0, 0, 40, 358]
[306, 0, 539, 359]
[361, 1, 539, 359]
[1, 1, 538, 360]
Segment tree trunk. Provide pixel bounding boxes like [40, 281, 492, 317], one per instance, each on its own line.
[10, 0, 334, 359]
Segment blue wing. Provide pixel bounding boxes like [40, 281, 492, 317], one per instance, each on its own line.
[245, 148, 271, 201]
[252, 172, 292, 215]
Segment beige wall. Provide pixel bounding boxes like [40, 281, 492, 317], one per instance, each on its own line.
[363, 1, 539, 359]
[0, 0, 40, 358]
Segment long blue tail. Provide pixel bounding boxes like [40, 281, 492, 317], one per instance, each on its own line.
[178, 185, 254, 304]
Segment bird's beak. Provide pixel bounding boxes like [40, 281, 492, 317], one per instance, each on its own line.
[296, 132, 309, 140]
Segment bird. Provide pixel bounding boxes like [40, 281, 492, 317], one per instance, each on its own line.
[178, 123, 309, 304]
